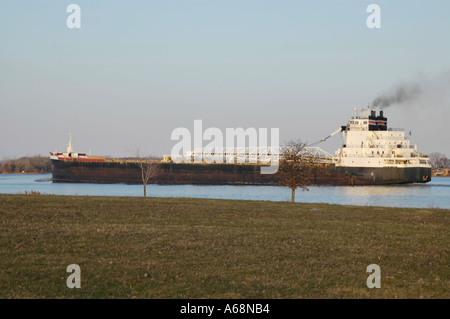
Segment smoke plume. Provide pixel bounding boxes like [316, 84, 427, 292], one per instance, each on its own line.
[371, 71, 450, 109]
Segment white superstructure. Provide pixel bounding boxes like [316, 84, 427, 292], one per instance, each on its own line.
[333, 107, 431, 169]
[163, 107, 431, 172]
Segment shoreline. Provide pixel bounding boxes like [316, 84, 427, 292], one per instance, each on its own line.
[2, 192, 450, 211]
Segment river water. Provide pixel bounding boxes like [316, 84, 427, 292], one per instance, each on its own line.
[0, 174, 449, 209]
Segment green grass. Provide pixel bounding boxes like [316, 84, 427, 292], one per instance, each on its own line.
[0, 194, 448, 299]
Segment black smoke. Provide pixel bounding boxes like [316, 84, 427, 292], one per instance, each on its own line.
[371, 71, 450, 109]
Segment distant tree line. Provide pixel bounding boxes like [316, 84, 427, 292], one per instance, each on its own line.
[429, 153, 450, 169]
[0, 156, 51, 174]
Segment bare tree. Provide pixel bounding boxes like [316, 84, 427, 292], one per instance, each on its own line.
[429, 152, 450, 169]
[134, 148, 161, 198]
[278, 140, 328, 203]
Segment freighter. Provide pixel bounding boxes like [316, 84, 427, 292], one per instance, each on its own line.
[50, 107, 432, 185]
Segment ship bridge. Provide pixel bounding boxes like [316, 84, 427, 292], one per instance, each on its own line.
[333, 107, 431, 169]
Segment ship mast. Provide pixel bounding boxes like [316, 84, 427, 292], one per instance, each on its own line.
[67, 132, 73, 155]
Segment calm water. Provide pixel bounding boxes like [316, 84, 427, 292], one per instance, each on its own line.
[0, 174, 449, 209]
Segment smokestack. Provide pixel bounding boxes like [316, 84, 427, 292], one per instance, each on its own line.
[376, 110, 387, 131]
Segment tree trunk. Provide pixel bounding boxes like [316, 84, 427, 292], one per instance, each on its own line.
[141, 168, 146, 197]
[291, 188, 295, 203]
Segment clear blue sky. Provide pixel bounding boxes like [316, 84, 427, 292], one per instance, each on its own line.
[1, 0, 449, 158]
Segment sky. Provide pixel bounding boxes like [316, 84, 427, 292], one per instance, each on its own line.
[1, 0, 449, 159]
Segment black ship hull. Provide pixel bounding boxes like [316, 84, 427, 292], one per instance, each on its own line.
[51, 159, 432, 186]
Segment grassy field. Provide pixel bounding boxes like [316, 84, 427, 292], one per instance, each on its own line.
[0, 194, 448, 299]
